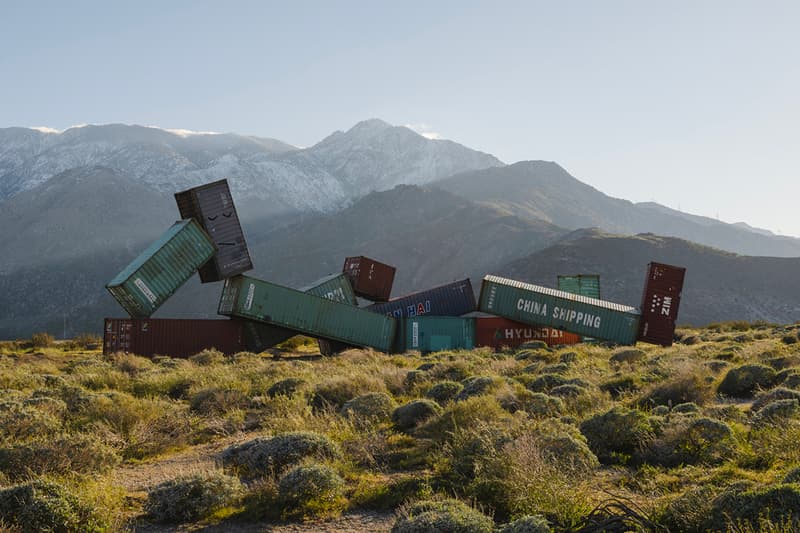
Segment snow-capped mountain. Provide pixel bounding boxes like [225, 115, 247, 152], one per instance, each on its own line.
[0, 119, 504, 212]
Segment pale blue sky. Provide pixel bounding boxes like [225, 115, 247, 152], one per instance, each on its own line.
[2, 1, 799, 236]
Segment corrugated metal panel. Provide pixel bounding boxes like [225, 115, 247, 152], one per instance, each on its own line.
[242, 273, 358, 353]
[218, 275, 396, 352]
[399, 317, 475, 353]
[474, 316, 581, 350]
[106, 219, 216, 318]
[479, 275, 641, 345]
[103, 318, 245, 358]
[557, 275, 601, 299]
[343, 256, 396, 301]
[175, 179, 253, 283]
[367, 279, 476, 319]
[637, 262, 686, 346]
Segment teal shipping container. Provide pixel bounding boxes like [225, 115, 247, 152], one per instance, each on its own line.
[219, 275, 396, 352]
[107, 219, 216, 318]
[479, 275, 640, 345]
[557, 275, 601, 299]
[400, 316, 475, 353]
[242, 273, 358, 352]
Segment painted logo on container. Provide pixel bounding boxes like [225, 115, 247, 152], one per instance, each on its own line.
[516, 298, 602, 330]
[134, 278, 158, 305]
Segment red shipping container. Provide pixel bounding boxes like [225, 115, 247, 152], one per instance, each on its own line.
[475, 316, 581, 350]
[343, 256, 396, 302]
[103, 318, 246, 358]
[637, 262, 686, 347]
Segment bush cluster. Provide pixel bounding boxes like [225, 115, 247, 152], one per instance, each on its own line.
[221, 431, 340, 477]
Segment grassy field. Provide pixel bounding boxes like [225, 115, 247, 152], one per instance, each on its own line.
[1, 323, 800, 532]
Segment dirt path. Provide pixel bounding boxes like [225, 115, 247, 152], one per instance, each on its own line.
[134, 512, 395, 533]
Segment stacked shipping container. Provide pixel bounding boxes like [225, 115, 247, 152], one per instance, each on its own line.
[637, 262, 686, 346]
[103, 318, 245, 358]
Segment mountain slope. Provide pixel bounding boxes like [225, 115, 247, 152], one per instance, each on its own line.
[496, 229, 800, 325]
[434, 161, 800, 257]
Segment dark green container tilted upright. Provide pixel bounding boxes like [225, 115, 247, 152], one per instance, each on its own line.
[399, 316, 475, 353]
[106, 219, 216, 318]
[220, 275, 396, 352]
[242, 273, 358, 352]
[479, 275, 640, 345]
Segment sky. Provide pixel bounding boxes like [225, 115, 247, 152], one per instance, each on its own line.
[2, 1, 799, 236]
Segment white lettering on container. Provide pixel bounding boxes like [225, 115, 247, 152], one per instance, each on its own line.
[134, 278, 157, 305]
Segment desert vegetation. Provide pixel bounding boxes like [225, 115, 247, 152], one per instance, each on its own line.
[1, 323, 800, 531]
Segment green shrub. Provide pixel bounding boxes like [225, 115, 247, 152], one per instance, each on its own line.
[548, 384, 586, 398]
[456, 376, 502, 401]
[518, 391, 563, 418]
[311, 374, 386, 410]
[709, 484, 800, 531]
[609, 349, 645, 365]
[391, 498, 493, 533]
[640, 417, 737, 467]
[221, 431, 340, 477]
[418, 396, 510, 442]
[783, 373, 800, 390]
[718, 364, 777, 397]
[188, 348, 225, 365]
[0, 434, 120, 480]
[526, 373, 569, 393]
[559, 351, 578, 364]
[519, 341, 548, 350]
[0, 479, 110, 533]
[639, 371, 713, 407]
[145, 470, 243, 523]
[599, 375, 642, 398]
[392, 400, 442, 431]
[497, 515, 552, 533]
[30, 332, 54, 348]
[0, 404, 63, 442]
[659, 485, 717, 533]
[340, 392, 396, 421]
[672, 402, 700, 414]
[752, 387, 800, 412]
[752, 399, 800, 427]
[541, 362, 570, 374]
[783, 466, 800, 483]
[579, 406, 655, 464]
[189, 387, 248, 415]
[781, 335, 797, 345]
[267, 377, 307, 398]
[277, 464, 346, 520]
[425, 381, 463, 405]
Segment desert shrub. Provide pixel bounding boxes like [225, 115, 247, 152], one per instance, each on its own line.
[425, 381, 463, 405]
[391, 498, 493, 533]
[428, 362, 474, 382]
[782, 335, 797, 345]
[638, 370, 713, 408]
[526, 373, 570, 393]
[311, 374, 386, 410]
[0, 404, 63, 442]
[599, 374, 642, 398]
[0, 434, 120, 480]
[766, 356, 800, 370]
[548, 384, 586, 398]
[752, 399, 800, 427]
[709, 484, 800, 531]
[340, 392, 396, 421]
[0, 479, 110, 533]
[718, 364, 777, 397]
[404, 370, 425, 388]
[189, 387, 248, 415]
[640, 417, 737, 467]
[783, 466, 800, 483]
[541, 362, 570, 374]
[579, 406, 655, 464]
[517, 391, 563, 418]
[267, 377, 307, 398]
[705, 360, 730, 373]
[610, 349, 645, 365]
[682, 335, 701, 345]
[418, 396, 510, 443]
[392, 400, 442, 431]
[752, 387, 800, 412]
[221, 431, 340, 477]
[559, 351, 578, 364]
[277, 464, 346, 520]
[782, 373, 800, 390]
[456, 376, 502, 401]
[497, 515, 552, 533]
[520, 341, 548, 350]
[672, 402, 700, 414]
[145, 470, 243, 523]
[535, 429, 599, 474]
[659, 485, 717, 533]
[651, 405, 670, 416]
[123, 409, 195, 460]
[188, 348, 225, 366]
[30, 332, 54, 348]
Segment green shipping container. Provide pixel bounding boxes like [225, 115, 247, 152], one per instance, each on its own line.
[479, 275, 641, 345]
[243, 273, 358, 352]
[107, 219, 216, 318]
[400, 316, 475, 353]
[219, 275, 396, 352]
[557, 275, 601, 299]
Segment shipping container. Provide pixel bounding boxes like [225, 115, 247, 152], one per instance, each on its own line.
[637, 262, 686, 346]
[175, 179, 253, 282]
[343, 256, 396, 301]
[398, 317, 475, 353]
[367, 279, 476, 319]
[557, 275, 601, 299]
[475, 316, 581, 350]
[106, 219, 216, 318]
[240, 273, 358, 353]
[218, 275, 396, 352]
[103, 318, 245, 358]
[479, 275, 641, 345]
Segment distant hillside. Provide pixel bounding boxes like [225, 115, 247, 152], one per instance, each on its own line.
[496, 229, 800, 325]
[434, 161, 800, 257]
